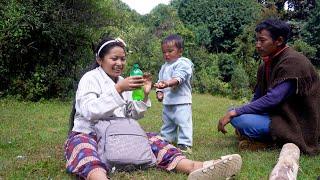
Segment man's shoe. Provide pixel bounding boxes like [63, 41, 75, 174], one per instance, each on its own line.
[235, 129, 246, 141]
[238, 139, 275, 151]
[177, 144, 192, 154]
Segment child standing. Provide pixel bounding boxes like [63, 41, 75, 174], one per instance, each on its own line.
[154, 34, 194, 154]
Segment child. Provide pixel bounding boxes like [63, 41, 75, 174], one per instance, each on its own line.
[154, 34, 194, 154]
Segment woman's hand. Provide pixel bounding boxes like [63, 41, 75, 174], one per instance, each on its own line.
[217, 110, 237, 134]
[115, 76, 144, 93]
[143, 72, 152, 95]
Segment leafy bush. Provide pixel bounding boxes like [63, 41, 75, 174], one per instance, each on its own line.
[217, 53, 236, 82]
[132, 3, 196, 82]
[291, 39, 317, 60]
[230, 63, 251, 100]
[233, 23, 259, 86]
[301, 0, 320, 67]
[0, 0, 122, 101]
[177, 0, 261, 53]
[194, 67, 232, 96]
[0, 1, 82, 100]
[187, 48, 231, 95]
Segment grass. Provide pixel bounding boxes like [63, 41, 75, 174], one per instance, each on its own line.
[1, 93, 319, 179]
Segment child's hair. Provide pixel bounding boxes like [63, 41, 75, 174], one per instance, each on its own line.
[161, 34, 184, 50]
[255, 18, 291, 45]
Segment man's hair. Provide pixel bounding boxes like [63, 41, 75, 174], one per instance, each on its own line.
[255, 18, 291, 44]
[161, 34, 184, 50]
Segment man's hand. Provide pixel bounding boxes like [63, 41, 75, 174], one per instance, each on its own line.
[217, 110, 237, 134]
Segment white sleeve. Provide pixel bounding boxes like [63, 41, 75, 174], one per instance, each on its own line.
[76, 74, 125, 120]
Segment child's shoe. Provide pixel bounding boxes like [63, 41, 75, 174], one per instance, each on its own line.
[177, 144, 192, 154]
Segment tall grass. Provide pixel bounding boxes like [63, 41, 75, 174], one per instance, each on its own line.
[0, 93, 319, 179]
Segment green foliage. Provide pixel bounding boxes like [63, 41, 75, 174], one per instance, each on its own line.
[135, 4, 196, 81]
[217, 53, 236, 82]
[188, 24, 211, 47]
[144, 3, 196, 47]
[124, 28, 163, 81]
[0, 0, 128, 101]
[291, 39, 317, 59]
[0, 1, 84, 100]
[178, 0, 262, 53]
[233, 24, 260, 88]
[302, 0, 320, 66]
[230, 63, 251, 100]
[188, 48, 231, 96]
[242, 57, 260, 89]
[3, 0, 318, 101]
[145, 4, 182, 38]
[234, 24, 257, 62]
[258, 0, 316, 20]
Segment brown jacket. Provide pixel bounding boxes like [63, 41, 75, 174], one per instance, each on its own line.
[256, 47, 320, 155]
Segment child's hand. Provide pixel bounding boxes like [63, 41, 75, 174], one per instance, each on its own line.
[156, 91, 164, 102]
[154, 81, 169, 89]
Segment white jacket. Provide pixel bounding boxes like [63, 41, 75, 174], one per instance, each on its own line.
[72, 66, 151, 134]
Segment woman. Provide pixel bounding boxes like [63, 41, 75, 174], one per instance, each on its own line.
[65, 37, 242, 180]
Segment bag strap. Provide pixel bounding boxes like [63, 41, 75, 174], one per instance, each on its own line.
[101, 117, 132, 121]
[68, 99, 76, 133]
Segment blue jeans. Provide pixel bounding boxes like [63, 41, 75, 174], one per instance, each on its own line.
[230, 114, 272, 142]
[160, 104, 193, 146]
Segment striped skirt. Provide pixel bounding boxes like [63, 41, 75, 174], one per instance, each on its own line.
[64, 131, 186, 178]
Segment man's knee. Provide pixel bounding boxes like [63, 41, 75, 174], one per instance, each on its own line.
[231, 115, 250, 129]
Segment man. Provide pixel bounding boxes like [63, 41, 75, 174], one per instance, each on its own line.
[217, 18, 320, 155]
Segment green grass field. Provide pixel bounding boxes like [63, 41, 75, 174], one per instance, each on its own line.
[1, 93, 319, 179]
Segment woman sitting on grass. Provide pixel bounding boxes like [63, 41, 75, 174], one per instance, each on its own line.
[64, 36, 242, 180]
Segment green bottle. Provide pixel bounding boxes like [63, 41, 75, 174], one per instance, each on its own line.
[130, 64, 144, 101]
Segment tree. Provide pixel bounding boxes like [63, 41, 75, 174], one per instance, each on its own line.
[233, 23, 261, 88]
[177, 0, 262, 53]
[258, 0, 316, 20]
[302, 0, 320, 66]
[230, 63, 251, 100]
[144, 4, 195, 42]
[0, 0, 122, 100]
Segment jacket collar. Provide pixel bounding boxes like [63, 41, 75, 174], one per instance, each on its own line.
[97, 66, 119, 84]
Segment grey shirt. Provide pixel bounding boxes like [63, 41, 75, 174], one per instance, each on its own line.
[157, 57, 193, 105]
